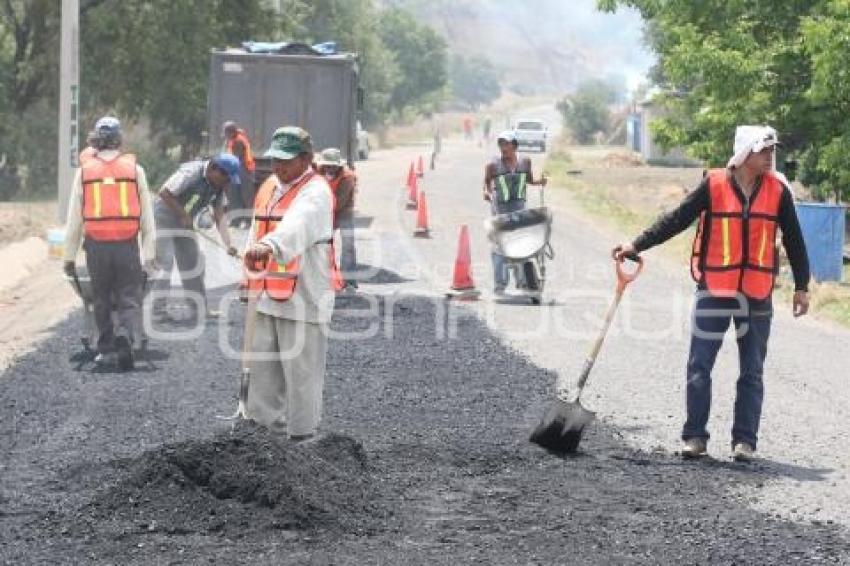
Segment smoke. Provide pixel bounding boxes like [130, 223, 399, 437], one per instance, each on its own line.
[386, 0, 653, 96]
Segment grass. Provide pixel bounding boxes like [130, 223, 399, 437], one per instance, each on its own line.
[545, 134, 850, 328]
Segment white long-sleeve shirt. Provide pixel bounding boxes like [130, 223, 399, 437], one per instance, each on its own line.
[63, 149, 156, 263]
[252, 169, 335, 324]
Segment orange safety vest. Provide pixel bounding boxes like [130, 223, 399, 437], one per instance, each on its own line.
[691, 169, 783, 300]
[81, 153, 141, 242]
[243, 172, 342, 300]
[327, 167, 357, 219]
[226, 129, 256, 172]
[79, 146, 97, 165]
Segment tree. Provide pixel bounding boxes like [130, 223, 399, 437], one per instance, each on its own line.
[557, 80, 614, 144]
[450, 54, 501, 110]
[298, 0, 400, 128]
[597, 0, 850, 200]
[0, 0, 107, 198]
[82, 0, 287, 159]
[378, 7, 448, 115]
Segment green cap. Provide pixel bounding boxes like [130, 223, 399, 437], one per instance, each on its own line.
[264, 126, 313, 160]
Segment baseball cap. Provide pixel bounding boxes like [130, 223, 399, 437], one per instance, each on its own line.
[316, 147, 343, 167]
[210, 153, 241, 186]
[264, 126, 313, 160]
[497, 130, 518, 145]
[94, 116, 121, 137]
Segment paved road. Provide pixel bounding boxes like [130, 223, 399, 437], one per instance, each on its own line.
[352, 129, 850, 527]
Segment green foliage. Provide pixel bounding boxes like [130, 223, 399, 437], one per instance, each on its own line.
[557, 79, 617, 144]
[0, 0, 448, 199]
[450, 54, 501, 110]
[597, 0, 850, 201]
[82, 0, 284, 157]
[378, 7, 449, 115]
[299, 0, 399, 127]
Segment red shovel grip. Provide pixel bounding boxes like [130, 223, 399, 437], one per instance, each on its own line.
[615, 254, 643, 292]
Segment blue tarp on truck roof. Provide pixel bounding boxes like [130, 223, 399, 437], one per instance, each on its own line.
[240, 41, 337, 56]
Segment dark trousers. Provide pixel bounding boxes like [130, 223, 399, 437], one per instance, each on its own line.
[683, 292, 773, 449]
[153, 210, 206, 311]
[83, 239, 143, 354]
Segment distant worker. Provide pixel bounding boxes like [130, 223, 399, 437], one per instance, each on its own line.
[483, 130, 547, 294]
[317, 147, 358, 291]
[482, 115, 493, 144]
[242, 126, 338, 440]
[612, 125, 810, 461]
[152, 153, 240, 321]
[463, 115, 474, 141]
[222, 121, 256, 228]
[63, 116, 156, 370]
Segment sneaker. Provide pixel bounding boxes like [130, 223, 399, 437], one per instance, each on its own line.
[115, 336, 134, 371]
[681, 438, 707, 459]
[494, 286, 506, 297]
[732, 442, 755, 462]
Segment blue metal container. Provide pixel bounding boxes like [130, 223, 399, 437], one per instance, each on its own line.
[795, 202, 846, 282]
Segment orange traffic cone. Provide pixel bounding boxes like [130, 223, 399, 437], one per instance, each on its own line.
[417, 155, 425, 178]
[413, 189, 430, 237]
[447, 225, 480, 300]
[405, 162, 418, 209]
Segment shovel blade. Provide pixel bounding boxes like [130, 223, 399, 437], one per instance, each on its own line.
[529, 399, 596, 454]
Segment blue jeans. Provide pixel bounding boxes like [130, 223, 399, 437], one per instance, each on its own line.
[683, 292, 773, 449]
[490, 198, 528, 290]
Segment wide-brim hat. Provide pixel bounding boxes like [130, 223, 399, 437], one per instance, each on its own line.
[316, 147, 344, 167]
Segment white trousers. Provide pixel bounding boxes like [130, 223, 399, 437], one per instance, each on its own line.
[245, 313, 328, 437]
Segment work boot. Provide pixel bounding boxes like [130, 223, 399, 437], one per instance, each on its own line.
[732, 442, 755, 462]
[115, 336, 134, 371]
[94, 352, 116, 367]
[681, 438, 707, 459]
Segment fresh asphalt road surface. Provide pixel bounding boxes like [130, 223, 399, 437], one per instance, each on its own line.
[353, 129, 850, 527]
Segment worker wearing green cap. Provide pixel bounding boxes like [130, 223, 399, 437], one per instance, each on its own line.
[241, 126, 338, 441]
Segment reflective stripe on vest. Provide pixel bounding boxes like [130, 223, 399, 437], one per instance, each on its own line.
[81, 153, 141, 242]
[495, 171, 527, 203]
[226, 130, 256, 172]
[690, 169, 782, 300]
[242, 172, 341, 300]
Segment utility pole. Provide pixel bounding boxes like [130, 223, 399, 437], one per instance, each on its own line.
[57, 0, 80, 224]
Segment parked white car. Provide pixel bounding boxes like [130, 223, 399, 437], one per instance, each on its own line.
[356, 120, 370, 160]
[513, 119, 548, 152]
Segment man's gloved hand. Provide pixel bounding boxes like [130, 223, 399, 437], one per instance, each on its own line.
[63, 261, 76, 278]
[227, 246, 239, 257]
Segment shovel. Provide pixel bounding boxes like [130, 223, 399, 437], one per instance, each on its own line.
[217, 294, 258, 421]
[529, 254, 643, 454]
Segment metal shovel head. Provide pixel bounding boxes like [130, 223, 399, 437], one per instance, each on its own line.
[529, 398, 596, 454]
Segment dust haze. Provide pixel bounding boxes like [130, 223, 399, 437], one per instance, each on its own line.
[385, 0, 652, 95]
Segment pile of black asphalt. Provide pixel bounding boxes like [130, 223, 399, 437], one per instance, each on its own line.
[0, 287, 846, 564]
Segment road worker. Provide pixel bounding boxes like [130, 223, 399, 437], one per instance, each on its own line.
[242, 126, 338, 440]
[316, 147, 358, 291]
[222, 121, 256, 228]
[63, 116, 156, 370]
[613, 125, 811, 461]
[483, 130, 547, 294]
[152, 153, 240, 321]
